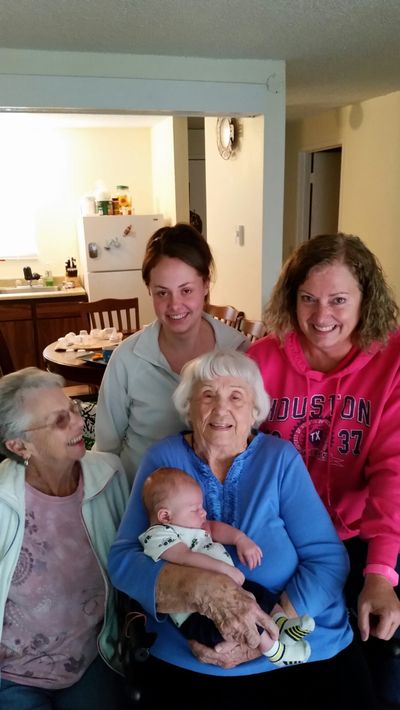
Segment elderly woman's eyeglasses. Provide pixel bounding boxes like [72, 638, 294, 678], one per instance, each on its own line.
[23, 400, 83, 433]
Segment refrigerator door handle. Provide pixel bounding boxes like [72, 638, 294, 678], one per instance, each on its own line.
[88, 242, 99, 258]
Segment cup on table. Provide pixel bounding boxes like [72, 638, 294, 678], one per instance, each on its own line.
[102, 326, 117, 339]
[101, 345, 117, 363]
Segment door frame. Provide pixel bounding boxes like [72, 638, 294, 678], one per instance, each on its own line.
[296, 144, 342, 247]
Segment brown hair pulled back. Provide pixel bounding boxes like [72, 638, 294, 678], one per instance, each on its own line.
[142, 223, 214, 289]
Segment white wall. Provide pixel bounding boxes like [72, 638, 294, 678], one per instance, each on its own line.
[206, 116, 265, 319]
[284, 90, 400, 303]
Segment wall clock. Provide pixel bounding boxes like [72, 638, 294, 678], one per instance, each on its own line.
[216, 117, 237, 160]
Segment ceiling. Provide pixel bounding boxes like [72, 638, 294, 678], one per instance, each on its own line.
[1, 0, 400, 121]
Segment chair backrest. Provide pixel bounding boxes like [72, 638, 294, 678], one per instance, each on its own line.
[0, 328, 15, 375]
[204, 303, 243, 328]
[79, 298, 140, 336]
[239, 318, 266, 342]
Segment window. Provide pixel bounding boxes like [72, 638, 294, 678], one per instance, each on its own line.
[0, 212, 38, 258]
[0, 117, 39, 259]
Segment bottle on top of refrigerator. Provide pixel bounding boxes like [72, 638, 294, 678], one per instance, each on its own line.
[94, 181, 112, 215]
[116, 185, 132, 215]
[80, 193, 96, 216]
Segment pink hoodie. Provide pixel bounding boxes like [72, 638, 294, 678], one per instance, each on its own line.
[248, 329, 400, 568]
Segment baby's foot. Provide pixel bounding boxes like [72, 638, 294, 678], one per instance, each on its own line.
[263, 638, 311, 668]
[273, 613, 315, 645]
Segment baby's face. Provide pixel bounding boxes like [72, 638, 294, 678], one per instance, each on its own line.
[168, 484, 207, 529]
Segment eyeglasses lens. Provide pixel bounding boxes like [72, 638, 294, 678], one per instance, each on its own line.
[25, 400, 83, 432]
[54, 400, 82, 430]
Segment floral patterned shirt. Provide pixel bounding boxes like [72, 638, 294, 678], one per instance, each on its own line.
[0, 478, 105, 689]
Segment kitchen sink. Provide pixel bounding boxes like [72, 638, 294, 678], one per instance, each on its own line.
[0, 285, 59, 294]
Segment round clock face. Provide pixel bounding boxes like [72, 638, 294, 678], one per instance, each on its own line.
[216, 117, 235, 159]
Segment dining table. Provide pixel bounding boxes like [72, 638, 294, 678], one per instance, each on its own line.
[42, 340, 113, 386]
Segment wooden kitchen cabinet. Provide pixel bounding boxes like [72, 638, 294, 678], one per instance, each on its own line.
[0, 301, 36, 370]
[35, 299, 89, 368]
[0, 295, 88, 371]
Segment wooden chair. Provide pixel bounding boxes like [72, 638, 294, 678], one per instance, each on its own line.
[0, 329, 15, 376]
[204, 303, 243, 328]
[239, 318, 266, 342]
[79, 297, 140, 336]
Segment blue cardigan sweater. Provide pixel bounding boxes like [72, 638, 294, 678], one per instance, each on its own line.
[109, 432, 353, 676]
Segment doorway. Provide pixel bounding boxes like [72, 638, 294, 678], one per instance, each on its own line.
[297, 147, 342, 244]
[188, 116, 207, 238]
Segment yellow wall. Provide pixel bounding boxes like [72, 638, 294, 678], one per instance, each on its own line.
[173, 117, 190, 223]
[151, 117, 177, 225]
[205, 115, 265, 319]
[0, 118, 190, 283]
[0, 124, 155, 279]
[284, 90, 400, 303]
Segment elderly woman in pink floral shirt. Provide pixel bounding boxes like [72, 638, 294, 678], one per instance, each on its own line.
[0, 367, 129, 710]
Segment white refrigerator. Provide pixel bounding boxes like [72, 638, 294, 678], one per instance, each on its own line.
[77, 214, 164, 326]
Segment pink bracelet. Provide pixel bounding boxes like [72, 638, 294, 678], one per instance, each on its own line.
[363, 563, 399, 587]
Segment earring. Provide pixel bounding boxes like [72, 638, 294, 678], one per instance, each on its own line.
[23, 457, 29, 467]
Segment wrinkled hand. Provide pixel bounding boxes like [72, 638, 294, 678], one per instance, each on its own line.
[358, 574, 400, 641]
[196, 577, 277, 649]
[235, 532, 263, 570]
[189, 638, 262, 669]
[157, 565, 278, 650]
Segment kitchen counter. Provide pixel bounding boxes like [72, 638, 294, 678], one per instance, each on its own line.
[0, 276, 86, 301]
[0, 286, 86, 301]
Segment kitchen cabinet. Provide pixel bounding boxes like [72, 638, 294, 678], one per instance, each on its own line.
[0, 295, 88, 371]
[35, 299, 88, 368]
[0, 301, 36, 370]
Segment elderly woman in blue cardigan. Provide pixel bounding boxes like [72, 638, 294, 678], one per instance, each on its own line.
[109, 350, 377, 709]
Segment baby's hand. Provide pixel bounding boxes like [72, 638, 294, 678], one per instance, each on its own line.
[236, 533, 263, 570]
[226, 566, 245, 586]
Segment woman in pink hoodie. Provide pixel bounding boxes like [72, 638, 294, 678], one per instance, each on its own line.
[248, 232, 400, 704]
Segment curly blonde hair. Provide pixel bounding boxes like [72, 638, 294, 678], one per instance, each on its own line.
[264, 233, 399, 349]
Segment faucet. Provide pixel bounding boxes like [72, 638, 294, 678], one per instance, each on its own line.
[23, 266, 41, 285]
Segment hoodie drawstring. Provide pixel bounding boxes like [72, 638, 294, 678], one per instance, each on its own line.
[326, 376, 342, 508]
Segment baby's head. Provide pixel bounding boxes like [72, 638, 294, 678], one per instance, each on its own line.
[142, 467, 206, 529]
